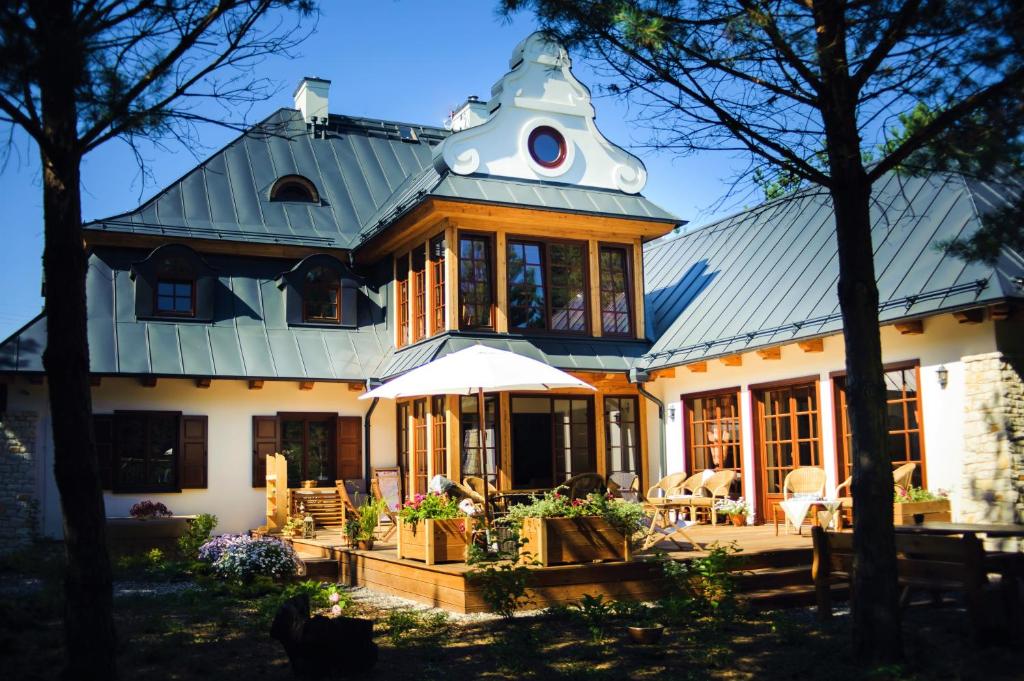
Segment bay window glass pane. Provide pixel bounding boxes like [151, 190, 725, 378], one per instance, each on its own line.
[599, 247, 632, 335]
[508, 241, 546, 329]
[549, 243, 586, 332]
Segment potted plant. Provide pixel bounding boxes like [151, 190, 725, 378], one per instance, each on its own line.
[893, 486, 951, 525]
[346, 499, 385, 550]
[714, 498, 751, 527]
[396, 492, 471, 565]
[610, 599, 665, 644]
[500, 491, 647, 566]
[282, 516, 305, 538]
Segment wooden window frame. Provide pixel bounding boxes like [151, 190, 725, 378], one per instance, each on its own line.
[681, 387, 743, 476]
[431, 395, 447, 480]
[301, 267, 341, 324]
[506, 235, 591, 336]
[395, 254, 410, 347]
[277, 412, 338, 486]
[396, 402, 411, 499]
[598, 243, 634, 338]
[509, 393, 596, 488]
[831, 360, 926, 487]
[457, 231, 496, 331]
[154, 278, 196, 318]
[411, 245, 427, 343]
[604, 395, 640, 479]
[459, 394, 500, 486]
[109, 410, 182, 493]
[430, 235, 446, 335]
[411, 399, 429, 496]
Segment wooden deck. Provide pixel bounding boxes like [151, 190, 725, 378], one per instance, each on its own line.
[287, 524, 815, 614]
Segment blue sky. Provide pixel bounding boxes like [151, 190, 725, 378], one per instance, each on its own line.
[0, 1, 747, 340]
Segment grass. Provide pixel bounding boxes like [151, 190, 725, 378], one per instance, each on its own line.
[1, 544, 1022, 680]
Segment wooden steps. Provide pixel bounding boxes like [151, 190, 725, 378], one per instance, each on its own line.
[293, 490, 346, 528]
[295, 550, 339, 581]
[733, 548, 847, 611]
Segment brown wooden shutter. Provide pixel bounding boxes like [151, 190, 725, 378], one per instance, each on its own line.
[179, 415, 208, 489]
[336, 416, 363, 481]
[94, 415, 114, 490]
[253, 416, 279, 487]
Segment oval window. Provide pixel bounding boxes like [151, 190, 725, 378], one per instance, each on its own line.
[528, 126, 566, 168]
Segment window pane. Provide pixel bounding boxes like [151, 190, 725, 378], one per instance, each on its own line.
[508, 241, 546, 330]
[460, 237, 492, 328]
[549, 243, 586, 332]
[599, 247, 632, 335]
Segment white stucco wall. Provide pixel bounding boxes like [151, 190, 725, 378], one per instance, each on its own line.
[8, 378, 396, 537]
[648, 314, 998, 521]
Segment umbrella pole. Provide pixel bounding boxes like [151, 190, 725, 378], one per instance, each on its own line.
[477, 387, 490, 532]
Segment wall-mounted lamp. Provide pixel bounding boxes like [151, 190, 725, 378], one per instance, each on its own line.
[668, 405, 677, 422]
[936, 365, 948, 390]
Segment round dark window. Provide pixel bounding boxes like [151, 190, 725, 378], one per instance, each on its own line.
[528, 126, 566, 168]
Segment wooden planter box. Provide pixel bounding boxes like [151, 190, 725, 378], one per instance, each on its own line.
[396, 518, 471, 565]
[893, 499, 951, 525]
[106, 515, 196, 554]
[519, 516, 632, 567]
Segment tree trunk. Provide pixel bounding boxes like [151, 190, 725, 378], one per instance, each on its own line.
[812, 0, 902, 664]
[38, 2, 117, 678]
[832, 177, 902, 663]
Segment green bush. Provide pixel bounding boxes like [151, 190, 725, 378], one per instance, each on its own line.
[658, 542, 742, 623]
[177, 514, 218, 560]
[571, 593, 614, 644]
[255, 581, 349, 625]
[500, 491, 647, 543]
[468, 558, 534, 621]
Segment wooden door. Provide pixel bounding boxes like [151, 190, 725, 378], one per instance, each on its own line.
[753, 382, 821, 523]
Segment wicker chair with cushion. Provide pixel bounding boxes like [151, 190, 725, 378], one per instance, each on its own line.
[784, 467, 827, 500]
[685, 469, 738, 525]
[563, 472, 607, 500]
[835, 462, 918, 528]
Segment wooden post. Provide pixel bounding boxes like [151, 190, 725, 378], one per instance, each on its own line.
[499, 392, 512, 490]
[448, 395, 461, 483]
[266, 453, 289, 532]
[632, 239, 645, 340]
[495, 230, 508, 333]
[811, 526, 832, 621]
[589, 240, 602, 337]
[594, 393, 607, 479]
[424, 518, 436, 566]
[444, 221, 457, 332]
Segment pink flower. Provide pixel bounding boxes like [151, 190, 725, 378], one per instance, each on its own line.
[572, 498, 584, 507]
[331, 604, 342, 616]
[329, 592, 340, 604]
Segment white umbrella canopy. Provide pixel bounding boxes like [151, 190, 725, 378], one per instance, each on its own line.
[360, 344, 595, 517]
[359, 344, 595, 400]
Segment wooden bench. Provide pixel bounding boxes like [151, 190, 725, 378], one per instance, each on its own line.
[812, 526, 995, 640]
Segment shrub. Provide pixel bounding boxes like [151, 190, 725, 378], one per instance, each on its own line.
[572, 593, 614, 645]
[256, 581, 351, 624]
[500, 491, 647, 542]
[178, 514, 218, 560]
[398, 492, 462, 525]
[468, 559, 534, 621]
[658, 542, 742, 622]
[894, 486, 948, 503]
[129, 500, 172, 518]
[199, 535, 298, 582]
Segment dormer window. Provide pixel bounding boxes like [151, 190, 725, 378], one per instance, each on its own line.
[131, 244, 215, 321]
[527, 126, 566, 169]
[279, 254, 358, 328]
[270, 174, 320, 203]
[303, 266, 341, 323]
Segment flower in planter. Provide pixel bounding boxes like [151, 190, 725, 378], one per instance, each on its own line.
[129, 500, 173, 518]
[398, 492, 463, 525]
[894, 486, 948, 503]
[713, 498, 751, 517]
[331, 604, 342, 616]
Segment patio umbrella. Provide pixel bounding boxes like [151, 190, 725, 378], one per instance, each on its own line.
[360, 344, 595, 513]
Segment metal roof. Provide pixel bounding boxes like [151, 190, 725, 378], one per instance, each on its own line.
[85, 108, 679, 251]
[0, 249, 392, 380]
[84, 110, 450, 250]
[640, 171, 1024, 370]
[359, 168, 680, 242]
[380, 333, 651, 379]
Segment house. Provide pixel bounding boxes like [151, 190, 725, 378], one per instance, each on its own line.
[1, 32, 1021, 545]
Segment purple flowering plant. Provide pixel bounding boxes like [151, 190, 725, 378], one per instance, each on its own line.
[197, 534, 299, 581]
[129, 500, 172, 518]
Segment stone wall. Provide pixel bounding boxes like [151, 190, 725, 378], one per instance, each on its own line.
[0, 412, 39, 551]
[960, 353, 1024, 524]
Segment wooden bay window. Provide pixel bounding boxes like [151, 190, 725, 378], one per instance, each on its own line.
[412, 248, 427, 342]
[506, 238, 588, 334]
[599, 245, 633, 336]
[396, 255, 410, 347]
[430, 236, 446, 334]
[459, 234, 494, 329]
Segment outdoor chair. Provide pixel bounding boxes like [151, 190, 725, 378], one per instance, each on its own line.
[607, 472, 640, 503]
[563, 472, 606, 499]
[784, 467, 827, 500]
[683, 469, 738, 525]
[463, 476, 505, 515]
[370, 479, 399, 542]
[643, 472, 691, 506]
[835, 462, 919, 529]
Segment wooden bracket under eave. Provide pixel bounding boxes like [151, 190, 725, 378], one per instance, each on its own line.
[299, 381, 315, 391]
[248, 380, 264, 390]
[141, 376, 158, 388]
[720, 355, 742, 367]
[953, 308, 984, 324]
[989, 302, 1012, 321]
[686, 361, 708, 373]
[756, 347, 781, 360]
[797, 338, 824, 353]
[649, 367, 676, 380]
[894, 320, 923, 335]
[195, 378, 212, 389]
[347, 382, 365, 392]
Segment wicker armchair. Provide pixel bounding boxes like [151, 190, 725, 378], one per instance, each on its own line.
[644, 472, 691, 506]
[607, 472, 640, 502]
[783, 467, 827, 500]
[835, 462, 918, 528]
[686, 469, 739, 525]
[462, 476, 504, 515]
